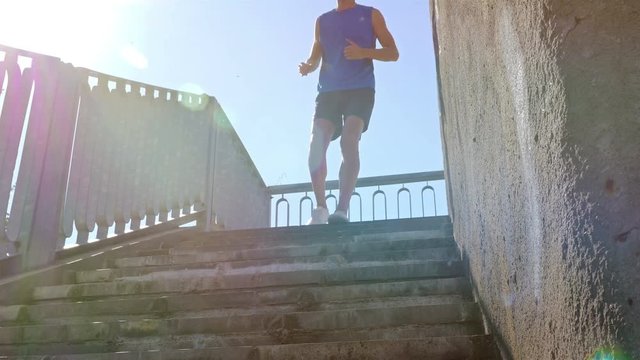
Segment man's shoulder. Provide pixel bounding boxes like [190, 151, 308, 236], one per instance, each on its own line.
[356, 4, 377, 14]
[362, 5, 381, 17]
[319, 8, 336, 19]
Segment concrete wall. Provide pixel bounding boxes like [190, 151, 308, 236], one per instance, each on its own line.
[431, 0, 639, 358]
[211, 102, 272, 230]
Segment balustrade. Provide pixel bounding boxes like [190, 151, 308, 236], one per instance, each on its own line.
[0, 45, 269, 273]
[269, 171, 446, 227]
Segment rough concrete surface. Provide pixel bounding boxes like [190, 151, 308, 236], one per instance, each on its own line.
[211, 103, 272, 230]
[0, 219, 500, 358]
[431, 0, 639, 358]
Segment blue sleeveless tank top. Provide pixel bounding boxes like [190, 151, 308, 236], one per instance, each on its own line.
[318, 4, 376, 93]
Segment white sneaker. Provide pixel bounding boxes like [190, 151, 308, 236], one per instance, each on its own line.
[328, 210, 349, 224]
[307, 207, 329, 225]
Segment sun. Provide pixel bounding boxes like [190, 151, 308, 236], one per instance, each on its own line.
[0, 0, 132, 68]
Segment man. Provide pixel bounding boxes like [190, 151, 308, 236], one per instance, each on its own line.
[299, 0, 399, 224]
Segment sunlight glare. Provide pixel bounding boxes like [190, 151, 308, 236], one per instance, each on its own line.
[120, 44, 148, 69]
[0, 0, 130, 67]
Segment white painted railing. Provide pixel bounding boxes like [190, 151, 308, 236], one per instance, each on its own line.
[0, 45, 269, 273]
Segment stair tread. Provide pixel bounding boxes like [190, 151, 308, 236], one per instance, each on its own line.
[79, 249, 460, 284]
[1, 335, 498, 360]
[156, 235, 456, 255]
[0, 302, 481, 345]
[90, 247, 459, 282]
[160, 230, 451, 251]
[119, 241, 458, 269]
[24, 295, 470, 326]
[0, 324, 487, 356]
[34, 260, 465, 300]
[20, 278, 471, 322]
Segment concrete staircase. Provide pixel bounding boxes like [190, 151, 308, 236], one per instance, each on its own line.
[0, 216, 499, 359]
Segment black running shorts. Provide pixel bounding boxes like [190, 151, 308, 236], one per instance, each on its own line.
[313, 88, 375, 140]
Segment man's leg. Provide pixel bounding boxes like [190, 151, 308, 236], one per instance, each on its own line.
[308, 118, 335, 210]
[336, 115, 365, 213]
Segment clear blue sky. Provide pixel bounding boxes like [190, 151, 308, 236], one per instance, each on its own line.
[0, 0, 441, 188]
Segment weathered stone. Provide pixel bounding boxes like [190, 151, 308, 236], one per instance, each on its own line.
[1, 336, 496, 359]
[24, 278, 469, 322]
[0, 305, 29, 323]
[432, 0, 640, 357]
[34, 260, 464, 301]
[4, 218, 496, 357]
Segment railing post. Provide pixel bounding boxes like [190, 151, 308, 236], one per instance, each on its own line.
[21, 59, 79, 269]
[201, 97, 218, 231]
[0, 51, 33, 251]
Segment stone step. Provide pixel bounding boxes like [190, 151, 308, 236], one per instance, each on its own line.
[18, 278, 471, 322]
[33, 260, 465, 301]
[36, 295, 470, 327]
[1, 335, 498, 359]
[141, 236, 457, 258]
[119, 323, 486, 351]
[0, 323, 485, 356]
[81, 247, 458, 284]
[116, 246, 459, 269]
[172, 217, 451, 245]
[145, 235, 456, 257]
[129, 236, 457, 266]
[0, 217, 496, 359]
[164, 229, 449, 253]
[0, 301, 480, 345]
[0, 305, 28, 323]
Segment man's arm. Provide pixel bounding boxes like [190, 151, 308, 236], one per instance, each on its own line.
[299, 18, 323, 76]
[344, 8, 399, 62]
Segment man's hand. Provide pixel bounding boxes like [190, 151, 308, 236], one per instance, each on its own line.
[299, 62, 316, 76]
[344, 39, 369, 60]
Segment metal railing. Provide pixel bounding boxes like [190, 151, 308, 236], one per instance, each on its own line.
[268, 171, 447, 227]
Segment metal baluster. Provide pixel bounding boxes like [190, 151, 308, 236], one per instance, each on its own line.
[421, 183, 437, 216]
[275, 195, 290, 227]
[325, 190, 337, 213]
[372, 186, 387, 220]
[397, 184, 412, 219]
[299, 192, 313, 226]
[350, 192, 362, 222]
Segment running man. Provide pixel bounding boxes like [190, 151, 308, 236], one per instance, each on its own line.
[299, 0, 399, 224]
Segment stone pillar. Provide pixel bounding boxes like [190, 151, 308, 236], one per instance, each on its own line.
[431, 0, 639, 358]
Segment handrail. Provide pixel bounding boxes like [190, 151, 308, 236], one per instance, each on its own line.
[269, 171, 446, 227]
[268, 171, 445, 195]
[0, 44, 59, 61]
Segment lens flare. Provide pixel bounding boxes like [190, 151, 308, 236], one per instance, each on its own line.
[120, 44, 148, 70]
[590, 347, 630, 360]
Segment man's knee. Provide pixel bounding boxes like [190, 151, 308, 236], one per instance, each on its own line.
[340, 117, 363, 149]
[339, 134, 358, 150]
[340, 137, 360, 164]
[312, 118, 336, 139]
[342, 116, 364, 138]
